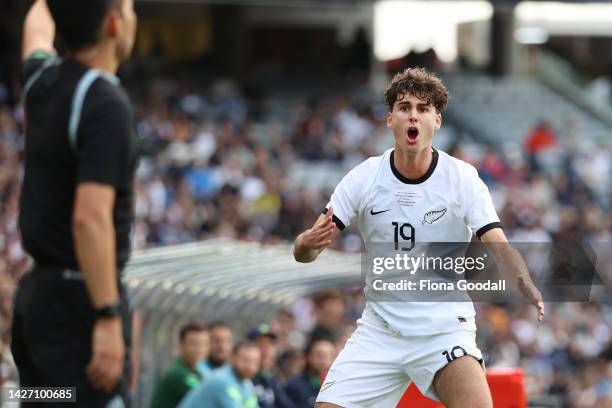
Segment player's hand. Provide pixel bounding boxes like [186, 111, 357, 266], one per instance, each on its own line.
[299, 207, 337, 250]
[517, 277, 545, 322]
[87, 317, 125, 391]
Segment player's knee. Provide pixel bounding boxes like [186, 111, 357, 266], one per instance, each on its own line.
[315, 403, 344, 408]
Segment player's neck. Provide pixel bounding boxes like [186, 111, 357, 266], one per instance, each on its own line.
[69, 42, 119, 75]
[393, 146, 433, 180]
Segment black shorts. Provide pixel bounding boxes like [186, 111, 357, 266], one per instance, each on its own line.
[11, 266, 132, 408]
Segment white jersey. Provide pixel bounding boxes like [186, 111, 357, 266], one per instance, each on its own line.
[327, 148, 501, 335]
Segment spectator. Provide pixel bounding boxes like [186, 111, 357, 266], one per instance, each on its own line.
[308, 290, 346, 344]
[179, 341, 260, 408]
[524, 120, 558, 155]
[285, 339, 336, 408]
[248, 324, 296, 408]
[276, 350, 305, 386]
[524, 120, 559, 173]
[150, 322, 210, 408]
[198, 321, 234, 377]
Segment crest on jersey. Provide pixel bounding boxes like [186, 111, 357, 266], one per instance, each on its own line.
[422, 208, 447, 224]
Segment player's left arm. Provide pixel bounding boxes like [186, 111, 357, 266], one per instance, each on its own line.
[480, 228, 545, 322]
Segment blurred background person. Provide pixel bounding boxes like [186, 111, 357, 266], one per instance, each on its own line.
[524, 119, 559, 174]
[286, 339, 336, 408]
[198, 321, 234, 377]
[276, 350, 305, 387]
[151, 322, 210, 408]
[308, 290, 346, 344]
[179, 341, 260, 408]
[248, 324, 296, 408]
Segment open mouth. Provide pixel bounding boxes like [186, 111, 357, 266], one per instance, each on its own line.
[407, 127, 419, 140]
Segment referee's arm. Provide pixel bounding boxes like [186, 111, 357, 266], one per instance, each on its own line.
[73, 184, 120, 314]
[73, 183, 124, 392]
[22, 0, 55, 60]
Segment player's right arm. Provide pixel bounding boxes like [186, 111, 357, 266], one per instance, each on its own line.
[295, 158, 367, 263]
[293, 207, 341, 263]
[22, 0, 55, 61]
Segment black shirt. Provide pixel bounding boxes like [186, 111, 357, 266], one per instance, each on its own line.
[253, 371, 296, 408]
[285, 371, 320, 408]
[19, 55, 138, 271]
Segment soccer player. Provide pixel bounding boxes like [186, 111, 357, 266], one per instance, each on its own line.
[293, 68, 544, 408]
[12, 0, 137, 406]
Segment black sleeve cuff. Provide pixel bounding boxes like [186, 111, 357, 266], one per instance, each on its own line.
[322, 207, 346, 231]
[476, 222, 503, 239]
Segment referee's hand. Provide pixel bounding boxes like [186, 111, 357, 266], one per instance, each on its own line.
[87, 318, 125, 392]
[300, 207, 336, 250]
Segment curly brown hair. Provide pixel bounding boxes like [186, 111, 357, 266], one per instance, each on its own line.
[384, 67, 449, 113]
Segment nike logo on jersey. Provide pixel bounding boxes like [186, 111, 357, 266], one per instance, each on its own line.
[320, 381, 336, 393]
[370, 208, 391, 215]
[422, 208, 447, 224]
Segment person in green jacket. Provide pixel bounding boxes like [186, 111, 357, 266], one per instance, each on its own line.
[179, 341, 261, 408]
[151, 322, 210, 408]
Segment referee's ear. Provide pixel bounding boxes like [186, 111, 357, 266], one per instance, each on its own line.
[105, 9, 120, 39]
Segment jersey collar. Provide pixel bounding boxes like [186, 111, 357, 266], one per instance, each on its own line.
[65, 57, 121, 86]
[390, 148, 439, 184]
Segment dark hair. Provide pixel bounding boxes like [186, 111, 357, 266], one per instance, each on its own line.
[179, 321, 207, 342]
[277, 349, 301, 368]
[384, 67, 449, 113]
[304, 338, 334, 356]
[208, 320, 231, 332]
[232, 341, 258, 355]
[312, 289, 344, 308]
[47, 0, 120, 51]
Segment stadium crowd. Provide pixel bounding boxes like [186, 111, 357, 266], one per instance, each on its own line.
[0, 70, 611, 407]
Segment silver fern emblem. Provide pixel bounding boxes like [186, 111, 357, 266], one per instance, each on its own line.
[422, 208, 447, 224]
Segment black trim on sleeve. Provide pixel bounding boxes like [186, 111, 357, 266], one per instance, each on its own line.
[390, 148, 438, 184]
[322, 207, 346, 231]
[476, 222, 503, 239]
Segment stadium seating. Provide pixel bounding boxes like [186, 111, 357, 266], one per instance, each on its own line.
[444, 74, 611, 147]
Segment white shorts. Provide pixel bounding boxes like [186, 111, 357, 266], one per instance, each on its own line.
[316, 313, 484, 407]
